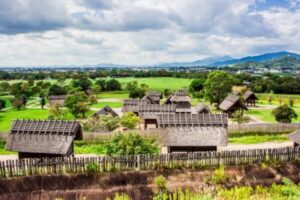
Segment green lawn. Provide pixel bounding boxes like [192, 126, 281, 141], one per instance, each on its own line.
[246, 108, 300, 123]
[97, 91, 129, 99]
[229, 134, 289, 144]
[0, 109, 49, 132]
[92, 101, 122, 109]
[113, 77, 192, 91]
[74, 141, 106, 155]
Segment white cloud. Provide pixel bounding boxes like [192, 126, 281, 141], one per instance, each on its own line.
[0, 0, 299, 66]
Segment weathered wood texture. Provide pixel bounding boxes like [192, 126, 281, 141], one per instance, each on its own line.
[0, 146, 299, 178]
[229, 123, 300, 133]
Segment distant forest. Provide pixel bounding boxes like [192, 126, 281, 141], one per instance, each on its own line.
[0, 69, 300, 94]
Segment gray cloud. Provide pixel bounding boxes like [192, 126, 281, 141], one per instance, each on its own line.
[0, 0, 72, 34]
[76, 0, 113, 10]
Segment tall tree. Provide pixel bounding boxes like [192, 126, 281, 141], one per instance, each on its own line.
[204, 71, 235, 105]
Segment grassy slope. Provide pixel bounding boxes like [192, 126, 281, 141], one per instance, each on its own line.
[0, 109, 49, 132]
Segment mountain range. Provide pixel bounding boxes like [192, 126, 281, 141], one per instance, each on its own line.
[154, 51, 300, 67]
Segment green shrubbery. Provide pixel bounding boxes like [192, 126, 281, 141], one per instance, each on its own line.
[106, 132, 159, 156]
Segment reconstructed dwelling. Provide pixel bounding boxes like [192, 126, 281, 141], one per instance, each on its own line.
[163, 89, 191, 112]
[157, 113, 228, 153]
[6, 120, 83, 159]
[94, 105, 119, 117]
[288, 130, 300, 146]
[138, 104, 177, 129]
[122, 99, 151, 115]
[196, 103, 211, 114]
[143, 91, 163, 104]
[219, 95, 247, 116]
[243, 91, 258, 106]
[48, 95, 66, 107]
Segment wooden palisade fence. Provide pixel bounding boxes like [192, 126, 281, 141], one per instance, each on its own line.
[0, 146, 300, 178]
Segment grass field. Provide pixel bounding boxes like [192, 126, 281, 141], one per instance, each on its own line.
[0, 109, 49, 132]
[246, 108, 300, 123]
[1, 77, 192, 91]
[92, 102, 123, 108]
[229, 134, 289, 144]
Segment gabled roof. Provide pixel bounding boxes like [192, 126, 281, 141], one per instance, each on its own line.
[288, 130, 300, 144]
[145, 91, 163, 101]
[94, 105, 118, 117]
[48, 95, 66, 100]
[142, 95, 157, 104]
[6, 120, 82, 155]
[156, 113, 228, 127]
[243, 91, 258, 100]
[139, 104, 177, 119]
[219, 95, 248, 111]
[139, 104, 177, 113]
[164, 89, 191, 104]
[196, 103, 211, 113]
[122, 99, 151, 112]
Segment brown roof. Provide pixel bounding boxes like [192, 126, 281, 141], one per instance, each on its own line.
[48, 95, 66, 100]
[219, 95, 248, 111]
[139, 104, 177, 119]
[122, 99, 151, 112]
[164, 89, 191, 104]
[288, 130, 300, 144]
[243, 91, 258, 100]
[6, 120, 82, 155]
[139, 104, 177, 113]
[156, 113, 228, 127]
[196, 103, 211, 113]
[94, 105, 119, 117]
[145, 91, 163, 101]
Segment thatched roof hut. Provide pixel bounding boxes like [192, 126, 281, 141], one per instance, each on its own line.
[243, 91, 258, 106]
[48, 95, 66, 107]
[157, 113, 228, 153]
[122, 99, 151, 114]
[6, 120, 82, 159]
[94, 105, 118, 117]
[219, 95, 247, 116]
[144, 91, 163, 104]
[163, 89, 191, 110]
[196, 103, 211, 114]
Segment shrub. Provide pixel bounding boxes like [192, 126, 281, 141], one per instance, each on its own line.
[272, 104, 298, 123]
[154, 175, 167, 190]
[86, 162, 98, 173]
[105, 132, 159, 155]
[121, 112, 140, 129]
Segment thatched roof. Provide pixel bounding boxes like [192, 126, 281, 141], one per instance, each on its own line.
[164, 89, 191, 104]
[48, 95, 66, 100]
[156, 113, 228, 127]
[196, 103, 211, 114]
[139, 104, 177, 113]
[94, 105, 118, 117]
[243, 91, 258, 100]
[142, 95, 157, 104]
[139, 104, 177, 119]
[122, 99, 151, 112]
[6, 120, 82, 155]
[145, 91, 163, 101]
[219, 95, 248, 111]
[288, 130, 300, 144]
[161, 126, 227, 147]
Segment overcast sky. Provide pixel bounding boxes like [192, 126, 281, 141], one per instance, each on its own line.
[0, 0, 300, 66]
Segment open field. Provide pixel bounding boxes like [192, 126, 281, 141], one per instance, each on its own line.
[1, 77, 300, 130]
[1, 77, 192, 91]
